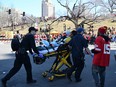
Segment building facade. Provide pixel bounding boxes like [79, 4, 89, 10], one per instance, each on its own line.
[42, 0, 55, 19]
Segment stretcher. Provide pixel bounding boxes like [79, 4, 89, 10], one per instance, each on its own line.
[34, 44, 72, 81]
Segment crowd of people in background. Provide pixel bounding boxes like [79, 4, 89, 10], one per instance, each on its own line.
[0, 25, 115, 45]
[46, 26, 116, 46]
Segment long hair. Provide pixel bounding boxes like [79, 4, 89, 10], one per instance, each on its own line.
[101, 35, 110, 42]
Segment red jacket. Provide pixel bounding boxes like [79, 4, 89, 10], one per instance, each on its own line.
[92, 36, 110, 67]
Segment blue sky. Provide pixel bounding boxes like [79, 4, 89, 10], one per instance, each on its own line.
[0, 0, 67, 17]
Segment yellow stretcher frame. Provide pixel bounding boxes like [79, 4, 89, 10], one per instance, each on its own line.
[42, 49, 72, 81]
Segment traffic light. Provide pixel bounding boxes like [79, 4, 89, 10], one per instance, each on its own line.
[23, 12, 25, 16]
[8, 9, 11, 14]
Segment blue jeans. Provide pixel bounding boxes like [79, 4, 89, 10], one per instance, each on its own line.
[92, 64, 106, 87]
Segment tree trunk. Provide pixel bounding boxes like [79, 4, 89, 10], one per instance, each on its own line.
[74, 24, 79, 30]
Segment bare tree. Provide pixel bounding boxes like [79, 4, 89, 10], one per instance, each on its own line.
[24, 14, 36, 27]
[98, 0, 116, 14]
[95, 0, 116, 21]
[0, 7, 23, 30]
[51, 0, 103, 29]
[0, 5, 37, 31]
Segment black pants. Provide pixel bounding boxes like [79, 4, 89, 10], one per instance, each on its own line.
[2, 52, 33, 81]
[66, 56, 72, 66]
[67, 57, 84, 80]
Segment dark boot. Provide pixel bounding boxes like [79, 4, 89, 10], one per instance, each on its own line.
[100, 83, 104, 87]
[66, 73, 72, 81]
[27, 79, 37, 84]
[75, 78, 82, 82]
[1, 79, 7, 87]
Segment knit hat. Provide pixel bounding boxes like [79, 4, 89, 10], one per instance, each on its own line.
[76, 27, 84, 33]
[98, 27, 106, 34]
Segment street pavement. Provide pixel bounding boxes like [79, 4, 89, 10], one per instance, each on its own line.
[0, 42, 116, 87]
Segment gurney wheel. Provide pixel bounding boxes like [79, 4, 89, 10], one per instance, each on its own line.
[48, 76, 54, 81]
[42, 72, 47, 77]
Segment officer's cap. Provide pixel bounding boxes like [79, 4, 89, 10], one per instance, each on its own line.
[76, 27, 84, 33]
[28, 27, 38, 32]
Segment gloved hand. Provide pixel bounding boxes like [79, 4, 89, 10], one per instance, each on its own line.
[91, 49, 100, 54]
[32, 53, 38, 57]
[91, 49, 95, 53]
[38, 53, 44, 58]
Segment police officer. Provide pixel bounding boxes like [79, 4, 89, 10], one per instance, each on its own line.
[1, 27, 39, 87]
[67, 27, 91, 82]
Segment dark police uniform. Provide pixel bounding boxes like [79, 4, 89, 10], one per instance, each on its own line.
[1, 32, 39, 85]
[67, 33, 88, 82]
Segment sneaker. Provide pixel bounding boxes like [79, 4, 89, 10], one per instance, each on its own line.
[75, 78, 82, 82]
[27, 80, 37, 84]
[66, 74, 72, 81]
[1, 79, 7, 87]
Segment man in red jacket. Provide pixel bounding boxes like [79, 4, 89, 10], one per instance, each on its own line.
[91, 27, 110, 87]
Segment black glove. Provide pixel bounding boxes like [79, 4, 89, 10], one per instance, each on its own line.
[91, 49, 100, 54]
[91, 49, 95, 53]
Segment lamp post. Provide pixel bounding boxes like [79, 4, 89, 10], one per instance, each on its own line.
[21, 12, 26, 29]
[7, 9, 14, 32]
[21, 12, 36, 27]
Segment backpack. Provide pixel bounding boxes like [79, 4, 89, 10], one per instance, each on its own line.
[11, 38, 20, 51]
